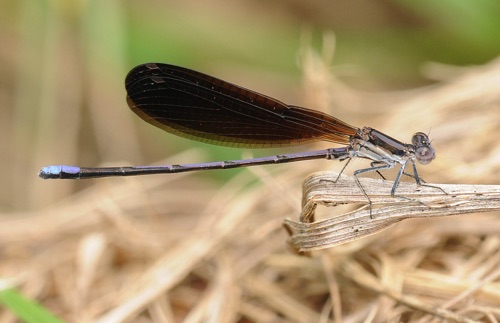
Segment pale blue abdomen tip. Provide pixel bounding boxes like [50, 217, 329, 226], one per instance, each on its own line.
[39, 165, 81, 179]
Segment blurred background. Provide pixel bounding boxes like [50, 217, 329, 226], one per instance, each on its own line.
[1, 0, 499, 322]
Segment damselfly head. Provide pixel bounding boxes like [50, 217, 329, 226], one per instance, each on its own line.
[412, 132, 435, 165]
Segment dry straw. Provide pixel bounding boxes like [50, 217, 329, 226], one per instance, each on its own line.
[285, 171, 500, 252]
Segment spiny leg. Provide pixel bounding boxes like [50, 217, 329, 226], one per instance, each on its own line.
[319, 157, 353, 184]
[353, 162, 395, 218]
[407, 160, 448, 195]
[370, 161, 388, 181]
[334, 157, 353, 182]
[390, 161, 433, 209]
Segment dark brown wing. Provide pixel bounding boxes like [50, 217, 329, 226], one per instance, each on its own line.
[125, 63, 358, 148]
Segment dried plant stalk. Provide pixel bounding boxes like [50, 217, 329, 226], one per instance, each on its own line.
[284, 171, 500, 252]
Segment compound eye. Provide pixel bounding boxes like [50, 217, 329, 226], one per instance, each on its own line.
[415, 146, 435, 165]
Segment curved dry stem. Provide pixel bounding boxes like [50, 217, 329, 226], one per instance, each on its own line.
[285, 171, 500, 252]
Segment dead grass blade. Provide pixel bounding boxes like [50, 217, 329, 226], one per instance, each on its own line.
[285, 171, 500, 252]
